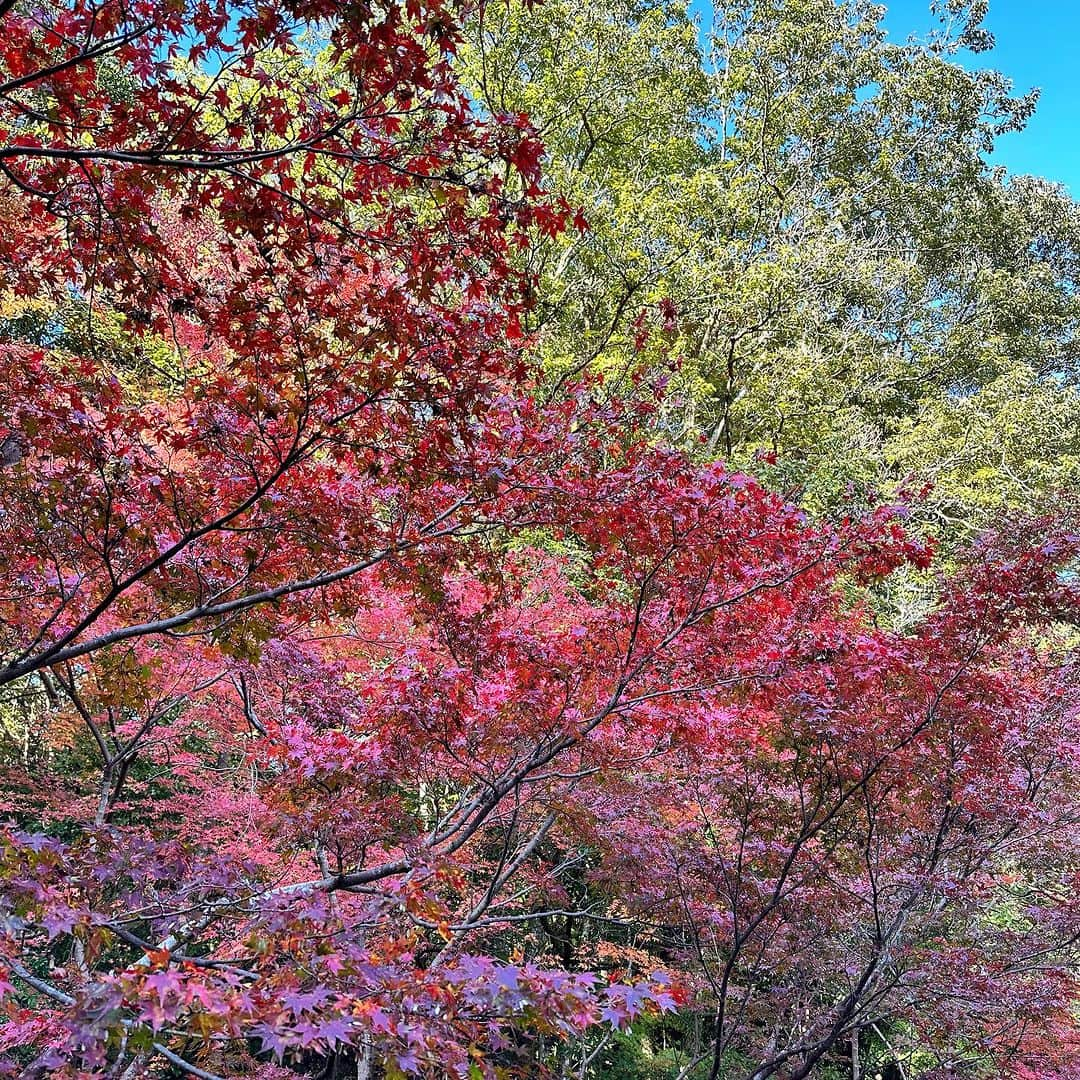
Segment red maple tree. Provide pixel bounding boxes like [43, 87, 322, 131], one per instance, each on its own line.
[0, 2, 1078, 1079]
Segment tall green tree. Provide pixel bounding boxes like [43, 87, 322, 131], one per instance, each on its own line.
[461, 0, 1080, 536]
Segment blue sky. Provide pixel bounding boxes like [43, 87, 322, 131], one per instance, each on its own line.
[882, 1, 1079, 192]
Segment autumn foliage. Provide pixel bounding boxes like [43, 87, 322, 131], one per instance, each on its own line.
[0, 1, 1078, 1078]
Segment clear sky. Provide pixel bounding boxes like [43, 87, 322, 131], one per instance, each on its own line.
[881, 1, 1079, 192]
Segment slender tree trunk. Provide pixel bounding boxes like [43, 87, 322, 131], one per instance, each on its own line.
[356, 1037, 373, 1080]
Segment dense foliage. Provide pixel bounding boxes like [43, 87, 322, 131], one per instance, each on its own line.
[0, 1, 1077, 1079]
[461, 0, 1080, 533]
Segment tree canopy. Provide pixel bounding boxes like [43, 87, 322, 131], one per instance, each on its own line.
[461, 0, 1080, 532]
[0, 2, 1078, 1079]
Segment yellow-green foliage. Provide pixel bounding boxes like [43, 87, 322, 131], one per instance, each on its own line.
[460, 0, 1080, 551]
